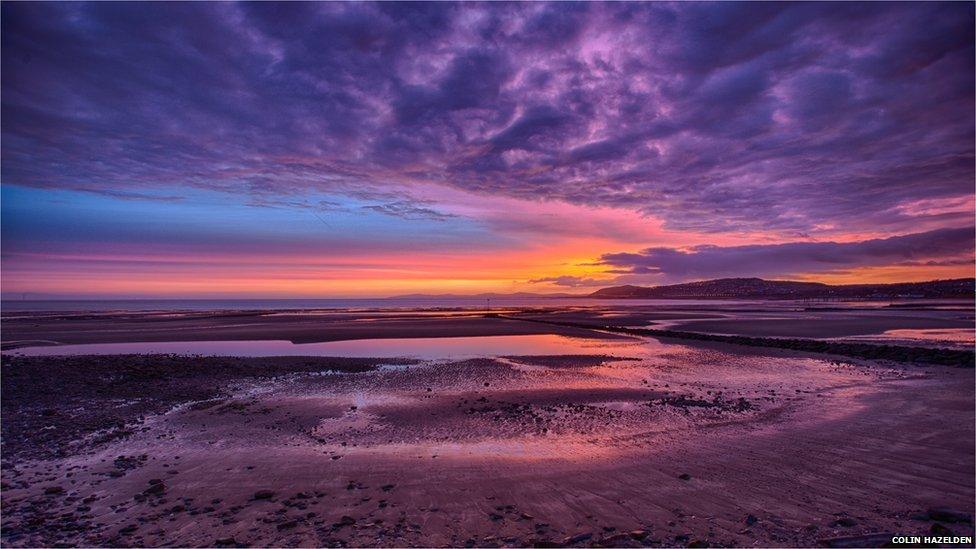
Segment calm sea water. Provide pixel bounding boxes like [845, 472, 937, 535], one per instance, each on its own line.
[1, 297, 768, 313]
[2, 297, 969, 313]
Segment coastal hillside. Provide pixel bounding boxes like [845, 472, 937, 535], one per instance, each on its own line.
[588, 277, 976, 299]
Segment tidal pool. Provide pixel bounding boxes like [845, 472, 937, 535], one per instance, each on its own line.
[5, 333, 645, 359]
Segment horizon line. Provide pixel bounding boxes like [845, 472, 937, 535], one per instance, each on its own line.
[2, 276, 972, 301]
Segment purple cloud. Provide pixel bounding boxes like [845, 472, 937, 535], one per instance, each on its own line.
[598, 227, 975, 282]
[1, 2, 972, 237]
[528, 276, 607, 288]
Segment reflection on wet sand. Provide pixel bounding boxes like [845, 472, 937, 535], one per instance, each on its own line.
[6, 334, 641, 358]
[1, 304, 974, 547]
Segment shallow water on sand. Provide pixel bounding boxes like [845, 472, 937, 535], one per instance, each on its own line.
[832, 328, 975, 350]
[5, 334, 645, 359]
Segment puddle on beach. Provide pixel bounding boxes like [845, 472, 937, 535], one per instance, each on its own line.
[833, 328, 976, 350]
[5, 334, 646, 359]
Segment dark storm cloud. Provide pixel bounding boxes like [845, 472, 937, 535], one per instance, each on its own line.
[598, 227, 976, 281]
[1, 2, 973, 235]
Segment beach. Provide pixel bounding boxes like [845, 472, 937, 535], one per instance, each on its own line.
[1, 303, 974, 547]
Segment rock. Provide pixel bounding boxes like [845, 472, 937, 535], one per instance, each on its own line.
[562, 532, 593, 545]
[169, 505, 185, 513]
[214, 538, 237, 547]
[927, 507, 972, 523]
[745, 514, 758, 526]
[333, 515, 356, 528]
[119, 525, 138, 535]
[277, 520, 298, 530]
[143, 482, 165, 496]
[44, 486, 65, 495]
[930, 523, 952, 535]
[688, 541, 709, 548]
[831, 517, 857, 527]
[381, 484, 395, 492]
[147, 478, 163, 485]
[629, 530, 649, 540]
[532, 540, 563, 548]
[488, 512, 504, 521]
[253, 490, 275, 500]
[521, 513, 535, 520]
[678, 473, 691, 481]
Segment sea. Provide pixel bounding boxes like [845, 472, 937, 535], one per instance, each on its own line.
[2, 297, 968, 313]
[0, 297, 760, 313]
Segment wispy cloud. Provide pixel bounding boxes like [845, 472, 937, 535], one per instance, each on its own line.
[361, 200, 458, 222]
[528, 275, 608, 288]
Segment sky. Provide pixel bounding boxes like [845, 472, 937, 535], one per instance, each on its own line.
[1, 1, 974, 298]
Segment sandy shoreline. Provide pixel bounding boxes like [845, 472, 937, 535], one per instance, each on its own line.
[1, 306, 973, 547]
[3, 302, 972, 351]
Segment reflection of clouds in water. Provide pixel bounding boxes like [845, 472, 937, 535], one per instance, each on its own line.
[8, 334, 650, 360]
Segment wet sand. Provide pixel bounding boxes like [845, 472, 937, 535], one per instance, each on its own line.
[1, 306, 974, 547]
[0, 310, 624, 350]
[673, 316, 973, 339]
[3, 302, 972, 352]
[2, 335, 974, 547]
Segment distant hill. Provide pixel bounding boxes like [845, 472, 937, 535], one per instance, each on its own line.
[388, 291, 579, 300]
[587, 277, 976, 300]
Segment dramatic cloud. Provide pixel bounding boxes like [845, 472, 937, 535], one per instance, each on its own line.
[598, 227, 976, 282]
[1, 3, 973, 296]
[2, 2, 973, 236]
